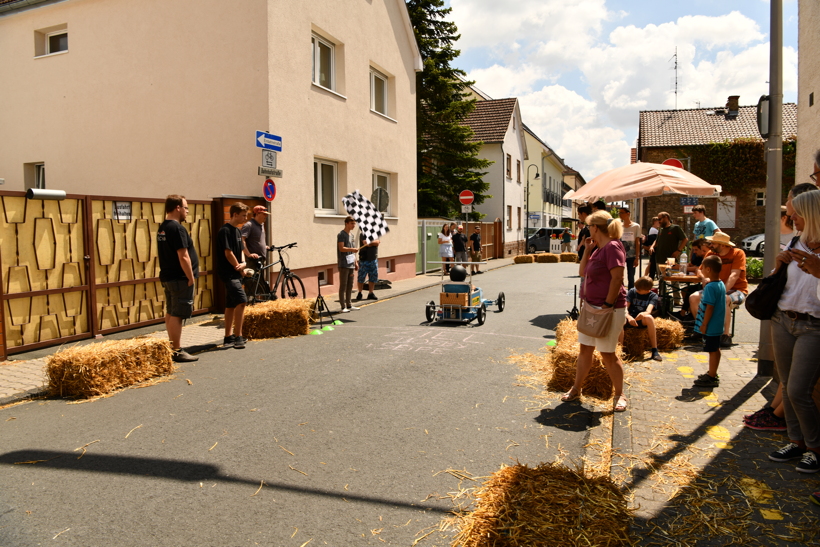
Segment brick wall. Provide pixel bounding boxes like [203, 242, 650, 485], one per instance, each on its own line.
[639, 147, 766, 244]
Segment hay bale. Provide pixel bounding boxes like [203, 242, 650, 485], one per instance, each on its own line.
[547, 343, 615, 399]
[655, 317, 684, 350]
[621, 327, 649, 362]
[452, 462, 631, 547]
[243, 298, 312, 340]
[514, 255, 535, 264]
[47, 338, 174, 399]
[535, 253, 560, 263]
[554, 318, 578, 345]
[560, 252, 578, 263]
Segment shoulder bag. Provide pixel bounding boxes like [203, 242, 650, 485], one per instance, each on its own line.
[577, 262, 615, 338]
[744, 236, 798, 320]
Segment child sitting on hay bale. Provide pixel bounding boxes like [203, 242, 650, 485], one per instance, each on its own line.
[618, 276, 663, 362]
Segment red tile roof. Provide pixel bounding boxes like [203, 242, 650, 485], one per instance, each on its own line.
[639, 103, 797, 147]
[461, 98, 518, 144]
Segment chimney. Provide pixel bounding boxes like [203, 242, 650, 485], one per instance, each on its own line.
[726, 95, 740, 118]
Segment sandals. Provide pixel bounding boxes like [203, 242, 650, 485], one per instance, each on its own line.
[614, 395, 628, 412]
[561, 389, 581, 402]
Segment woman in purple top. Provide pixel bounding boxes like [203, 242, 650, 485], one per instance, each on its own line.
[563, 210, 629, 412]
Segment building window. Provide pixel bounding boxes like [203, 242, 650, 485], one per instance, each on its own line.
[516, 160, 521, 183]
[754, 189, 765, 207]
[717, 196, 737, 229]
[506, 155, 512, 178]
[517, 207, 521, 229]
[372, 171, 390, 215]
[314, 159, 337, 212]
[311, 34, 335, 90]
[811, 93, 815, 107]
[507, 206, 512, 229]
[35, 24, 68, 57]
[370, 69, 387, 115]
[47, 31, 68, 54]
[34, 164, 46, 189]
[385, 259, 395, 273]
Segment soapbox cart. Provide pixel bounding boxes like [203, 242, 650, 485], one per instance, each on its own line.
[424, 263, 504, 326]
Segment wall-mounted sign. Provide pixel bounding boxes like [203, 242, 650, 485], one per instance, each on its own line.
[113, 201, 131, 221]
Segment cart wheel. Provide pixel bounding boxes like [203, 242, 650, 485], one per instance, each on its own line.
[476, 304, 486, 326]
[497, 292, 505, 312]
[425, 301, 436, 322]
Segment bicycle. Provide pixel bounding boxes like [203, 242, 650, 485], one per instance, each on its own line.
[243, 242, 306, 303]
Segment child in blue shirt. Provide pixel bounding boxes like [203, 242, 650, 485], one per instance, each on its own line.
[694, 255, 726, 386]
[619, 276, 663, 361]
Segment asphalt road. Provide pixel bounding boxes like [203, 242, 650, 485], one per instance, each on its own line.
[0, 263, 599, 547]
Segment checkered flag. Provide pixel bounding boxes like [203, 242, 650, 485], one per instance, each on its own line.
[342, 190, 389, 244]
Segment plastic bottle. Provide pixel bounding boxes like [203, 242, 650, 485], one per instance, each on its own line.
[679, 251, 688, 273]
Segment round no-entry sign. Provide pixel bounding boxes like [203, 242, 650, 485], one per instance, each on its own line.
[459, 190, 474, 205]
[263, 179, 276, 201]
[662, 158, 684, 169]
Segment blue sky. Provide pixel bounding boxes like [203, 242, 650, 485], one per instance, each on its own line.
[446, 0, 798, 179]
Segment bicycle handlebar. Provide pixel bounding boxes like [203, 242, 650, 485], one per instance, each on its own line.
[268, 242, 297, 252]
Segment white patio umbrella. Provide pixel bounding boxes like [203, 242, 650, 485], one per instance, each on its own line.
[563, 162, 721, 202]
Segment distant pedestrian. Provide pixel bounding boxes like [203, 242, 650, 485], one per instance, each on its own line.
[561, 228, 572, 253]
[438, 223, 453, 274]
[356, 231, 379, 302]
[576, 205, 592, 261]
[643, 216, 660, 278]
[338, 216, 359, 312]
[241, 205, 270, 273]
[453, 225, 469, 266]
[157, 195, 199, 363]
[692, 205, 718, 239]
[216, 203, 250, 349]
[469, 225, 482, 274]
[618, 206, 641, 289]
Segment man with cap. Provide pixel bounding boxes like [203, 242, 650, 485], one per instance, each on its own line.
[618, 205, 642, 289]
[241, 205, 270, 274]
[689, 231, 748, 347]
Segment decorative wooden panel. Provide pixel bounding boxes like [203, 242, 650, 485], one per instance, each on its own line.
[0, 197, 89, 349]
[91, 199, 213, 332]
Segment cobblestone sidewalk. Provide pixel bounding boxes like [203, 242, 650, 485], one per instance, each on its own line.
[614, 342, 820, 545]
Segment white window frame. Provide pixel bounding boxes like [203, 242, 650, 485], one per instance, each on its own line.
[45, 30, 68, 55]
[754, 189, 766, 207]
[311, 34, 335, 91]
[372, 171, 390, 215]
[370, 69, 388, 116]
[314, 159, 337, 213]
[35, 163, 46, 189]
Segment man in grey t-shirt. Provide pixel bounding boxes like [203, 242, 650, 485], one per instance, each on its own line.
[241, 205, 269, 273]
[618, 206, 642, 289]
[337, 216, 358, 312]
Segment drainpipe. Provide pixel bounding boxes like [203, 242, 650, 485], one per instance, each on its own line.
[501, 143, 507, 258]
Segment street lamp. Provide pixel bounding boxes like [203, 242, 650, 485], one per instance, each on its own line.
[526, 165, 540, 240]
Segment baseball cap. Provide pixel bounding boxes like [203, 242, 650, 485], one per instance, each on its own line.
[253, 205, 270, 215]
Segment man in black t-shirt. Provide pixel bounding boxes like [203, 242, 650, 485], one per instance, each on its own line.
[356, 231, 380, 301]
[469, 226, 482, 274]
[453, 225, 469, 266]
[576, 205, 592, 261]
[157, 194, 199, 363]
[217, 203, 250, 349]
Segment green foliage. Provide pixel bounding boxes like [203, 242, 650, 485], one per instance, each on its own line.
[680, 137, 796, 201]
[407, 0, 492, 219]
[746, 257, 764, 279]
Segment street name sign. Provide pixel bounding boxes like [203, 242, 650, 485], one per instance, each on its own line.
[258, 167, 283, 178]
[256, 131, 282, 151]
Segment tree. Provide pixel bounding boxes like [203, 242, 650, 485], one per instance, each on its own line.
[406, 0, 491, 219]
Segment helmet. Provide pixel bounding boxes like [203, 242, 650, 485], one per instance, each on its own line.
[449, 265, 468, 282]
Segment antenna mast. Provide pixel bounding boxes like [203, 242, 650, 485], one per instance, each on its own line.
[671, 47, 678, 110]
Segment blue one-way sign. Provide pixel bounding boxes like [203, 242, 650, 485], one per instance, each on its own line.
[256, 131, 282, 152]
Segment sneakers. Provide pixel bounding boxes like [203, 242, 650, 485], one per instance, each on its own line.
[769, 442, 806, 462]
[367, 293, 378, 300]
[349, 305, 361, 311]
[811, 492, 820, 506]
[341, 308, 350, 313]
[693, 373, 719, 387]
[355, 292, 363, 301]
[797, 451, 820, 473]
[223, 335, 236, 346]
[172, 349, 199, 363]
[744, 411, 787, 431]
[744, 406, 775, 421]
[650, 349, 663, 362]
[720, 334, 733, 348]
[234, 336, 246, 349]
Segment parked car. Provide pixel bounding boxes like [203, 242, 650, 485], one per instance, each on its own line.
[526, 228, 566, 253]
[741, 233, 764, 256]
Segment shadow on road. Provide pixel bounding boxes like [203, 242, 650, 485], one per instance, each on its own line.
[0, 450, 451, 513]
[533, 403, 600, 432]
[529, 314, 569, 332]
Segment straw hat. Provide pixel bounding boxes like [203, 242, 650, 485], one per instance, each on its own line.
[705, 231, 735, 247]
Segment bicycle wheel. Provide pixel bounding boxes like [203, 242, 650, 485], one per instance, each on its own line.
[246, 279, 273, 303]
[281, 274, 306, 299]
